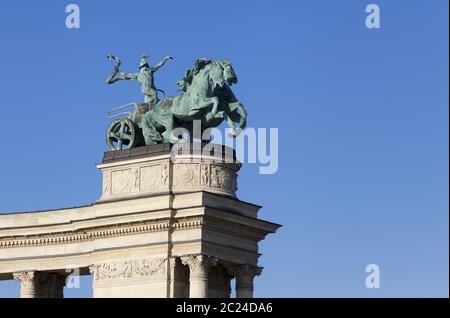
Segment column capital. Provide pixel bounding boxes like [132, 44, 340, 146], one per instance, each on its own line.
[13, 271, 38, 298]
[229, 264, 262, 280]
[228, 264, 262, 298]
[180, 254, 217, 280]
[13, 271, 68, 298]
[13, 271, 36, 286]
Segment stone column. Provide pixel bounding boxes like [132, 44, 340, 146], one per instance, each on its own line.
[230, 265, 262, 298]
[208, 265, 232, 298]
[13, 272, 39, 298]
[181, 255, 217, 298]
[169, 257, 189, 298]
[45, 273, 67, 298]
[13, 271, 67, 298]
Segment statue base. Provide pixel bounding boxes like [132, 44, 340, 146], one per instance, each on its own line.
[98, 143, 240, 202]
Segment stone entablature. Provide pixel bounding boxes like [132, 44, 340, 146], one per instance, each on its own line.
[0, 205, 270, 251]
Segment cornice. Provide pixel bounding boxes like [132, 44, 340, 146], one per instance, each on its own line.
[0, 214, 271, 249]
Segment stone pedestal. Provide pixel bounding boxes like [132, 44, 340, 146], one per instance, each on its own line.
[0, 144, 281, 298]
[98, 143, 239, 202]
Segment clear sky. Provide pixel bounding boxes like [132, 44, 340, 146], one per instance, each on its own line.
[0, 0, 448, 298]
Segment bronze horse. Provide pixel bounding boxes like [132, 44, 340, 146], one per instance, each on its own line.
[141, 59, 247, 144]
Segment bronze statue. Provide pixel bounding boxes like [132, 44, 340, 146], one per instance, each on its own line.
[105, 55, 247, 150]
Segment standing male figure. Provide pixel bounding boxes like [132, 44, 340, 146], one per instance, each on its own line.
[107, 54, 173, 104]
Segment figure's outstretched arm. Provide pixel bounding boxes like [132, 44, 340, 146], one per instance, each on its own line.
[106, 69, 138, 84]
[106, 55, 138, 84]
[119, 72, 138, 80]
[152, 56, 173, 72]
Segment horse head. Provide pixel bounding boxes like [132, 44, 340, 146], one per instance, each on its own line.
[204, 60, 238, 91]
[219, 60, 238, 85]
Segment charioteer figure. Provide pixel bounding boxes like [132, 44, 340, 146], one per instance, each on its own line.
[106, 54, 173, 104]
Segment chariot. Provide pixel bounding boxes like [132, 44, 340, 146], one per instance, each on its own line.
[106, 102, 150, 150]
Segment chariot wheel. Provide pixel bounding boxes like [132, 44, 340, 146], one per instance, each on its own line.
[106, 118, 139, 150]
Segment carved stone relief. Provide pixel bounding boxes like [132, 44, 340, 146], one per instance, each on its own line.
[111, 169, 132, 194]
[200, 164, 210, 186]
[173, 163, 200, 187]
[210, 165, 237, 193]
[90, 258, 167, 285]
[102, 171, 111, 195]
[99, 158, 238, 200]
[140, 164, 162, 190]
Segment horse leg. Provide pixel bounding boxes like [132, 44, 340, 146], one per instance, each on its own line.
[204, 97, 219, 123]
[228, 102, 247, 130]
[162, 115, 183, 143]
[224, 102, 247, 137]
[142, 114, 163, 144]
[225, 113, 238, 137]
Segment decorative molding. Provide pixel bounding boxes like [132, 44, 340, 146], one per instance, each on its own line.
[0, 215, 267, 249]
[173, 216, 268, 241]
[0, 220, 170, 248]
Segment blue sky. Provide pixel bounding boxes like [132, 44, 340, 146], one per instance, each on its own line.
[0, 0, 448, 297]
